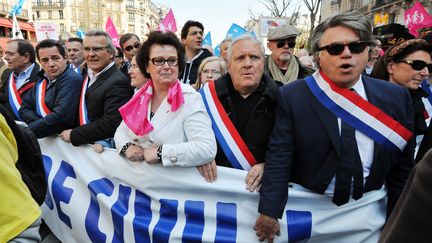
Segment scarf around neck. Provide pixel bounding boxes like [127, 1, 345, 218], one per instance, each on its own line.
[268, 55, 299, 85]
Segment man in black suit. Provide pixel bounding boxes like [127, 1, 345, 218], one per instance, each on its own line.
[254, 13, 415, 242]
[60, 30, 133, 146]
[0, 39, 40, 120]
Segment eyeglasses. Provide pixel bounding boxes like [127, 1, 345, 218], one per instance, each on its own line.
[202, 70, 221, 75]
[398, 59, 432, 72]
[150, 57, 179, 66]
[318, 41, 370, 55]
[124, 42, 141, 52]
[115, 55, 123, 58]
[276, 39, 296, 48]
[83, 46, 109, 53]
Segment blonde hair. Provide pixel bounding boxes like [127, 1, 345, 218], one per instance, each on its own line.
[196, 56, 227, 90]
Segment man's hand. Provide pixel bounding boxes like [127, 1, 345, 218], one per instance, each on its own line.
[246, 163, 264, 192]
[254, 214, 280, 243]
[197, 160, 217, 182]
[60, 129, 72, 143]
[125, 144, 145, 162]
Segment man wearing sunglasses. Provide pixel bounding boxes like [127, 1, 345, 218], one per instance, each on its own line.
[264, 25, 314, 86]
[255, 13, 415, 242]
[119, 33, 141, 72]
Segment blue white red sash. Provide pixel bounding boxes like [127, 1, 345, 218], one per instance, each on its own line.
[199, 81, 256, 170]
[305, 71, 413, 151]
[35, 79, 52, 117]
[79, 75, 90, 125]
[7, 72, 22, 119]
[420, 80, 432, 126]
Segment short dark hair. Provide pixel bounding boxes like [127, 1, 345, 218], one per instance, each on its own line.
[119, 33, 140, 50]
[35, 39, 67, 60]
[7, 39, 36, 63]
[136, 31, 185, 79]
[67, 37, 83, 44]
[115, 46, 123, 58]
[181, 20, 204, 40]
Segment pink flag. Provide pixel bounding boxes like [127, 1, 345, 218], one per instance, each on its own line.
[105, 16, 120, 47]
[156, 8, 177, 33]
[404, 1, 432, 37]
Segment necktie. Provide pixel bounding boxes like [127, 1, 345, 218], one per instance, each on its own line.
[332, 89, 364, 206]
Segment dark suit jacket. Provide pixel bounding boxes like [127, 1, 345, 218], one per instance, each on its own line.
[259, 75, 415, 219]
[70, 64, 133, 146]
[0, 63, 41, 120]
[19, 67, 83, 138]
[379, 148, 432, 243]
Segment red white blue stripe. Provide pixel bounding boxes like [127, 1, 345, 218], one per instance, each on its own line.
[35, 79, 52, 117]
[7, 72, 22, 120]
[199, 81, 256, 170]
[79, 75, 90, 125]
[305, 71, 412, 151]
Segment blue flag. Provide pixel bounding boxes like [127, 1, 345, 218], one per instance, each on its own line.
[203, 31, 212, 47]
[214, 44, 220, 57]
[77, 30, 85, 39]
[226, 23, 247, 39]
[10, 0, 25, 16]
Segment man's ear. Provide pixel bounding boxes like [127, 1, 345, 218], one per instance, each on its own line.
[387, 61, 395, 75]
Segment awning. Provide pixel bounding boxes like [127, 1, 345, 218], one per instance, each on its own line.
[0, 18, 35, 31]
[0, 18, 12, 28]
[18, 21, 34, 31]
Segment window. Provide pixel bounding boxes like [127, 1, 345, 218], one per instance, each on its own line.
[59, 10, 63, 19]
[48, 11, 52, 19]
[60, 23, 65, 31]
[128, 12, 135, 21]
[36, 11, 40, 18]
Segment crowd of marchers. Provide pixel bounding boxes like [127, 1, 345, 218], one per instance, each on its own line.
[1, 12, 432, 243]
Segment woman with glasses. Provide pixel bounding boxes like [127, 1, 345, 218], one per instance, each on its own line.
[195, 56, 227, 90]
[114, 31, 216, 168]
[371, 39, 432, 162]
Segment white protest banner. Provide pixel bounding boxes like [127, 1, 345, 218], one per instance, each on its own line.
[35, 23, 58, 41]
[39, 137, 386, 242]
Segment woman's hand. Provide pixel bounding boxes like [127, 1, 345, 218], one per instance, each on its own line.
[125, 144, 145, 162]
[143, 147, 159, 164]
[197, 160, 217, 182]
[245, 163, 265, 192]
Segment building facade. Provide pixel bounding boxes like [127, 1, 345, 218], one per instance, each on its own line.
[31, 0, 167, 40]
[321, 0, 432, 26]
[0, 0, 36, 45]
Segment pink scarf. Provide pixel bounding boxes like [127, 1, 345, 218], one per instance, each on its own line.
[119, 80, 184, 136]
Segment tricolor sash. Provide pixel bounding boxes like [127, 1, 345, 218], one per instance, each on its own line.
[35, 79, 52, 117]
[420, 80, 432, 126]
[305, 71, 413, 151]
[7, 72, 22, 119]
[79, 75, 90, 125]
[199, 81, 257, 170]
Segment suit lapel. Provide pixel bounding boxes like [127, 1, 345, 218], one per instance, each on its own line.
[86, 65, 116, 95]
[308, 92, 341, 157]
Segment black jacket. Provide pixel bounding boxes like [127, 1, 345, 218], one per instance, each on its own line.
[19, 67, 83, 138]
[0, 63, 41, 120]
[70, 64, 134, 146]
[180, 48, 212, 85]
[214, 73, 279, 167]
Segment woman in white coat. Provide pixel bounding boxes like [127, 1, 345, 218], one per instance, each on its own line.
[114, 31, 216, 168]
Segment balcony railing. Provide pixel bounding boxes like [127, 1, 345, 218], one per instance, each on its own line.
[32, 1, 65, 7]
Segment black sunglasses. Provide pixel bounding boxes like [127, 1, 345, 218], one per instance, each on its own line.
[124, 42, 141, 52]
[318, 41, 370, 55]
[398, 59, 432, 72]
[276, 39, 296, 48]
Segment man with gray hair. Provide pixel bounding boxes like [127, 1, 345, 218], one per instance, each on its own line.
[265, 25, 313, 86]
[60, 30, 133, 146]
[197, 34, 279, 191]
[255, 13, 414, 242]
